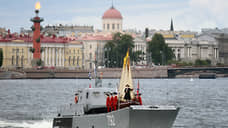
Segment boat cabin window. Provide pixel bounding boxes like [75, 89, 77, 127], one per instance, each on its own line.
[86, 92, 89, 99]
[93, 91, 100, 96]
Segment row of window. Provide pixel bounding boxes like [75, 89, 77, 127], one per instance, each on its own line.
[31, 48, 81, 55]
[135, 45, 145, 51]
[103, 23, 120, 30]
[68, 56, 80, 66]
[11, 56, 81, 66]
[12, 48, 24, 54]
[68, 49, 80, 54]
[172, 48, 181, 52]
[11, 55, 24, 66]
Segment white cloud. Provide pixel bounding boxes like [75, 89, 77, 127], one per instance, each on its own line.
[124, 10, 184, 31]
[189, 0, 228, 13]
[188, 0, 228, 28]
[119, 2, 187, 11]
[2, 0, 228, 32]
[123, 0, 228, 31]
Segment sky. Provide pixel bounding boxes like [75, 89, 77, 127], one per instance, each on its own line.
[0, 0, 228, 32]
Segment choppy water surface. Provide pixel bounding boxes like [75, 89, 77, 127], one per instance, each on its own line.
[0, 78, 228, 128]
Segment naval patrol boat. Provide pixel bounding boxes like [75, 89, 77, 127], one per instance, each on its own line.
[53, 50, 179, 128]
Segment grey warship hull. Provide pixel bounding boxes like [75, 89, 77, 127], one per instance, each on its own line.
[53, 105, 179, 128]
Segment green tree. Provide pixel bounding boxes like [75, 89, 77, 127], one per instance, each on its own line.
[132, 51, 143, 64]
[104, 33, 142, 67]
[104, 41, 117, 68]
[0, 49, 3, 67]
[195, 59, 211, 66]
[148, 33, 175, 65]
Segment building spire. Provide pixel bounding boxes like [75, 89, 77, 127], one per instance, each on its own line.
[111, 0, 114, 8]
[170, 18, 174, 31]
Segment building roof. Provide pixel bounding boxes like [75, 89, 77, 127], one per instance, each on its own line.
[102, 7, 123, 19]
[0, 34, 70, 44]
[76, 34, 112, 41]
[0, 31, 114, 44]
[69, 41, 83, 45]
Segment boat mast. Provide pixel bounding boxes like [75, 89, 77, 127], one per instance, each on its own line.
[94, 43, 102, 88]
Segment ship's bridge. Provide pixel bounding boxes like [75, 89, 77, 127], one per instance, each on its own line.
[77, 88, 117, 113]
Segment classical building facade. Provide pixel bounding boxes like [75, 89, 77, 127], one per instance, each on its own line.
[76, 35, 112, 69]
[215, 34, 228, 65]
[0, 40, 30, 68]
[201, 28, 228, 65]
[102, 6, 123, 33]
[63, 41, 83, 69]
[0, 36, 83, 69]
[165, 32, 219, 65]
[133, 36, 147, 65]
[144, 29, 220, 65]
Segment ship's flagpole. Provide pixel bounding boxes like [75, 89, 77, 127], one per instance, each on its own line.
[88, 72, 92, 88]
[137, 80, 140, 97]
[117, 83, 120, 110]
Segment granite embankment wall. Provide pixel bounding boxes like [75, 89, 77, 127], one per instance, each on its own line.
[99, 67, 168, 79]
[0, 67, 168, 79]
[1, 67, 228, 79]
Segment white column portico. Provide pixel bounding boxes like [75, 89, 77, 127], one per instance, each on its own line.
[59, 48, 62, 67]
[27, 48, 30, 64]
[41, 48, 44, 62]
[45, 48, 47, 65]
[49, 48, 51, 66]
[62, 48, 65, 67]
[55, 48, 58, 66]
[52, 48, 55, 66]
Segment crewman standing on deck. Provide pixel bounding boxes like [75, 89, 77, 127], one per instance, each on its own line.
[124, 84, 133, 101]
[106, 93, 111, 112]
[138, 93, 142, 105]
[113, 92, 118, 110]
[75, 93, 78, 104]
[110, 93, 114, 111]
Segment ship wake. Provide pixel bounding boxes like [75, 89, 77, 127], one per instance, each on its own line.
[0, 120, 52, 128]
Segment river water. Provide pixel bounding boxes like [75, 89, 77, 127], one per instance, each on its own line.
[0, 78, 228, 128]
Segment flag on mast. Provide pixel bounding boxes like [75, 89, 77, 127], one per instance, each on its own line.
[137, 80, 140, 97]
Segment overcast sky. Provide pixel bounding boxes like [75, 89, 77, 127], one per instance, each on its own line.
[0, 0, 227, 32]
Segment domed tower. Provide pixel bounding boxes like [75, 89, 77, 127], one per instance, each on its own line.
[102, 6, 123, 32]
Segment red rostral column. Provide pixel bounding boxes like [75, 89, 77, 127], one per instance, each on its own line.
[30, 2, 43, 59]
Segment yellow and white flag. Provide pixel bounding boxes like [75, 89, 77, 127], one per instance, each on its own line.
[118, 49, 134, 101]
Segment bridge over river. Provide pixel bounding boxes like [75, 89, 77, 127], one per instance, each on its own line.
[168, 67, 228, 78]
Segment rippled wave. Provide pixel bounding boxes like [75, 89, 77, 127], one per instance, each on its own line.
[0, 79, 228, 128]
